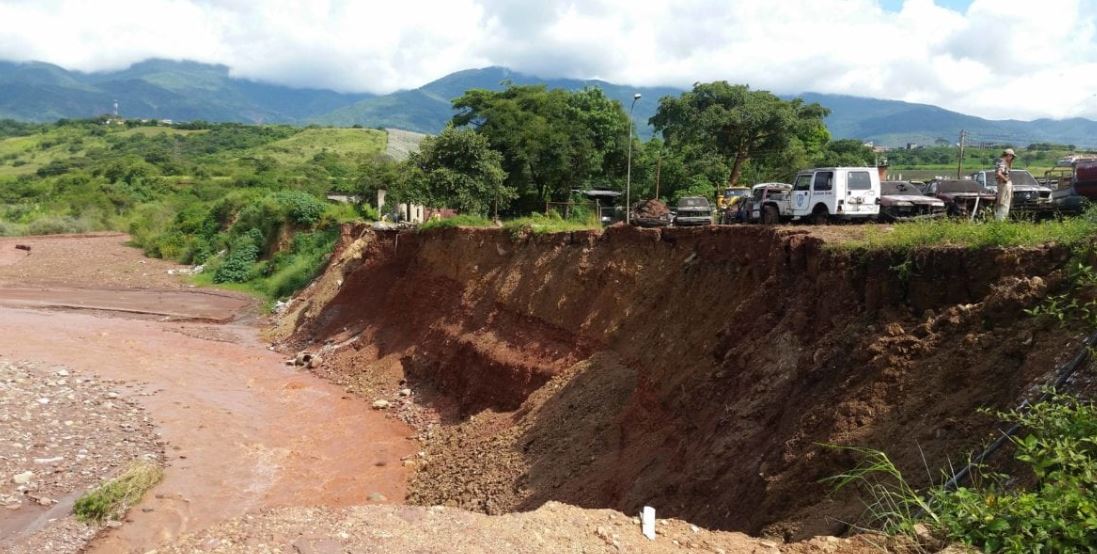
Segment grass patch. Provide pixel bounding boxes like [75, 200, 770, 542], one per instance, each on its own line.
[418, 214, 495, 230]
[837, 209, 1097, 252]
[502, 212, 601, 235]
[73, 460, 163, 523]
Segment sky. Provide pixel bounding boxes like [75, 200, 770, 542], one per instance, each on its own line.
[1, 0, 1096, 121]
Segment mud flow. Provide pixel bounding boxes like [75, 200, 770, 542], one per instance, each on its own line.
[280, 224, 1090, 541]
[0, 234, 413, 552]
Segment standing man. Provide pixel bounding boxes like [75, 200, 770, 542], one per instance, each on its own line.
[994, 148, 1016, 221]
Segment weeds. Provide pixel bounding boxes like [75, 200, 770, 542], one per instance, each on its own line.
[1024, 262, 1097, 327]
[73, 460, 163, 523]
[418, 214, 494, 230]
[828, 394, 1097, 553]
[823, 446, 939, 537]
[502, 211, 600, 236]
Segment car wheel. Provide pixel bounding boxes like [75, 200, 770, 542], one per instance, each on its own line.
[810, 205, 829, 225]
[762, 205, 779, 225]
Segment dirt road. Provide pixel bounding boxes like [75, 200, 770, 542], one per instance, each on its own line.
[0, 235, 414, 552]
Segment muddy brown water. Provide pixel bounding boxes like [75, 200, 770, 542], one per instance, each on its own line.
[0, 238, 414, 552]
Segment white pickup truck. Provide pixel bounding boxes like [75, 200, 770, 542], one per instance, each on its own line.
[752, 167, 881, 224]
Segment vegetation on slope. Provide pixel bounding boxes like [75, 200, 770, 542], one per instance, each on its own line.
[0, 118, 384, 299]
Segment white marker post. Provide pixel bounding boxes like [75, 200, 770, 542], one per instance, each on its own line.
[641, 506, 656, 540]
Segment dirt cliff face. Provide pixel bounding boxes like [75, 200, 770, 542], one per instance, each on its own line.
[284, 224, 1084, 540]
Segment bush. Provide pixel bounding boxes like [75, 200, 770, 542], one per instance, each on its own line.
[26, 215, 93, 235]
[830, 394, 1097, 553]
[929, 396, 1097, 552]
[213, 229, 264, 283]
[273, 190, 325, 226]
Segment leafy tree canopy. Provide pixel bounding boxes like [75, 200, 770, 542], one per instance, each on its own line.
[452, 84, 630, 213]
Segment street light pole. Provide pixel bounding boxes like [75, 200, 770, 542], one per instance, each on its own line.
[626, 93, 641, 225]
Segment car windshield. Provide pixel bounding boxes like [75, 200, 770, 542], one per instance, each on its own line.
[1009, 170, 1040, 187]
[678, 197, 710, 209]
[936, 180, 981, 194]
[881, 181, 919, 195]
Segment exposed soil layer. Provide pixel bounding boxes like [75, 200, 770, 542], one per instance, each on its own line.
[161, 501, 896, 554]
[285, 224, 1088, 540]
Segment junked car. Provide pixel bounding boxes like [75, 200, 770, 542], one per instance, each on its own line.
[923, 180, 996, 218]
[673, 196, 714, 226]
[745, 182, 793, 224]
[970, 169, 1054, 217]
[878, 180, 946, 221]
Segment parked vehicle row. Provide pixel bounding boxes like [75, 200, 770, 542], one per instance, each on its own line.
[607, 161, 1093, 229]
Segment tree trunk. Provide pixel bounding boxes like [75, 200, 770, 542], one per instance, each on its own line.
[728, 142, 750, 186]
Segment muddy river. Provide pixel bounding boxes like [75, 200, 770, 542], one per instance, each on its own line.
[0, 235, 413, 552]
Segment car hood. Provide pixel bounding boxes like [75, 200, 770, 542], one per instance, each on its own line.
[881, 195, 944, 206]
[937, 192, 996, 201]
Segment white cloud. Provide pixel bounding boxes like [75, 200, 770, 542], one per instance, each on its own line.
[0, 0, 1095, 120]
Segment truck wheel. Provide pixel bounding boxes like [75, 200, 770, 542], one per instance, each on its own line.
[762, 205, 779, 225]
[810, 205, 829, 225]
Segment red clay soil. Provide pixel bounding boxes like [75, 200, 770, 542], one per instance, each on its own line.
[284, 224, 1089, 541]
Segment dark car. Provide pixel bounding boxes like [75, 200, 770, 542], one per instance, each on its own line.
[970, 169, 1054, 216]
[879, 181, 946, 221]
[924, 180, 997, 217]
[673, 196, 713, 226]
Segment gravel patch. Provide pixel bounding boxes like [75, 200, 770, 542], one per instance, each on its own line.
[0, 358, 163, 552]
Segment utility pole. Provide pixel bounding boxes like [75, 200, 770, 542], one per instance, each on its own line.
[625, 93, 641, 224]
[654, 153, 662, 200]
[956, 130, 967, 179]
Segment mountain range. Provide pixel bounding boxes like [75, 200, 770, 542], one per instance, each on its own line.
[3, 58, 1097, 148]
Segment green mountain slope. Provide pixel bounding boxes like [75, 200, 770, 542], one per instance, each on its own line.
[3, 59, 1097, 147]
[0, 59, 371, 123]
[314, 66, 683, 138]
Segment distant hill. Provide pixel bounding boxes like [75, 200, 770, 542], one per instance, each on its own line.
[0, 59, 371, 123]
[314, 67, 682, 138]
[3, 59, 1097, 147]
[798, 93, 1097, 149]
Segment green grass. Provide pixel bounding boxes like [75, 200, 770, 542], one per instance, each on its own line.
[73, 460, 163, 523]
[837, 210, 1097, 252]
[254, 128, 387, 164]
[418, 214, 495, 230]
[502, 212, 601, 235]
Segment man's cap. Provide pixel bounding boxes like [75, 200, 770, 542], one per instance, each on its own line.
[1003, 148, 1016, 157]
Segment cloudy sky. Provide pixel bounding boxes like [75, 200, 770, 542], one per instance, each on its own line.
[2, 0, 1096, 121]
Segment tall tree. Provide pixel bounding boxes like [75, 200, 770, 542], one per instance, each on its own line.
[451, 85, 630, 212]
[402, 126, 511, 216]
[650, 82, 829, 186]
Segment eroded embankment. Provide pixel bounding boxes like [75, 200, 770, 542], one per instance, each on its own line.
[282, 224, 1086, 540]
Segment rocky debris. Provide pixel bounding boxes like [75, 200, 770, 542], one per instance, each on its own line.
[371, 399, 390, 410]
[632, 199, 670, 218]
[158, 502, 892, 553]
[0, 358, 163, 553]
[166, 264, 204, 276]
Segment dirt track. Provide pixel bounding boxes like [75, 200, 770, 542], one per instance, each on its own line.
[0, 235, 414, 552]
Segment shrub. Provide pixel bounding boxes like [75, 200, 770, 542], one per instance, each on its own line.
[274, 190, 326, 226]
[213, 229, 264, 283]
[26, 215, 93, 235]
